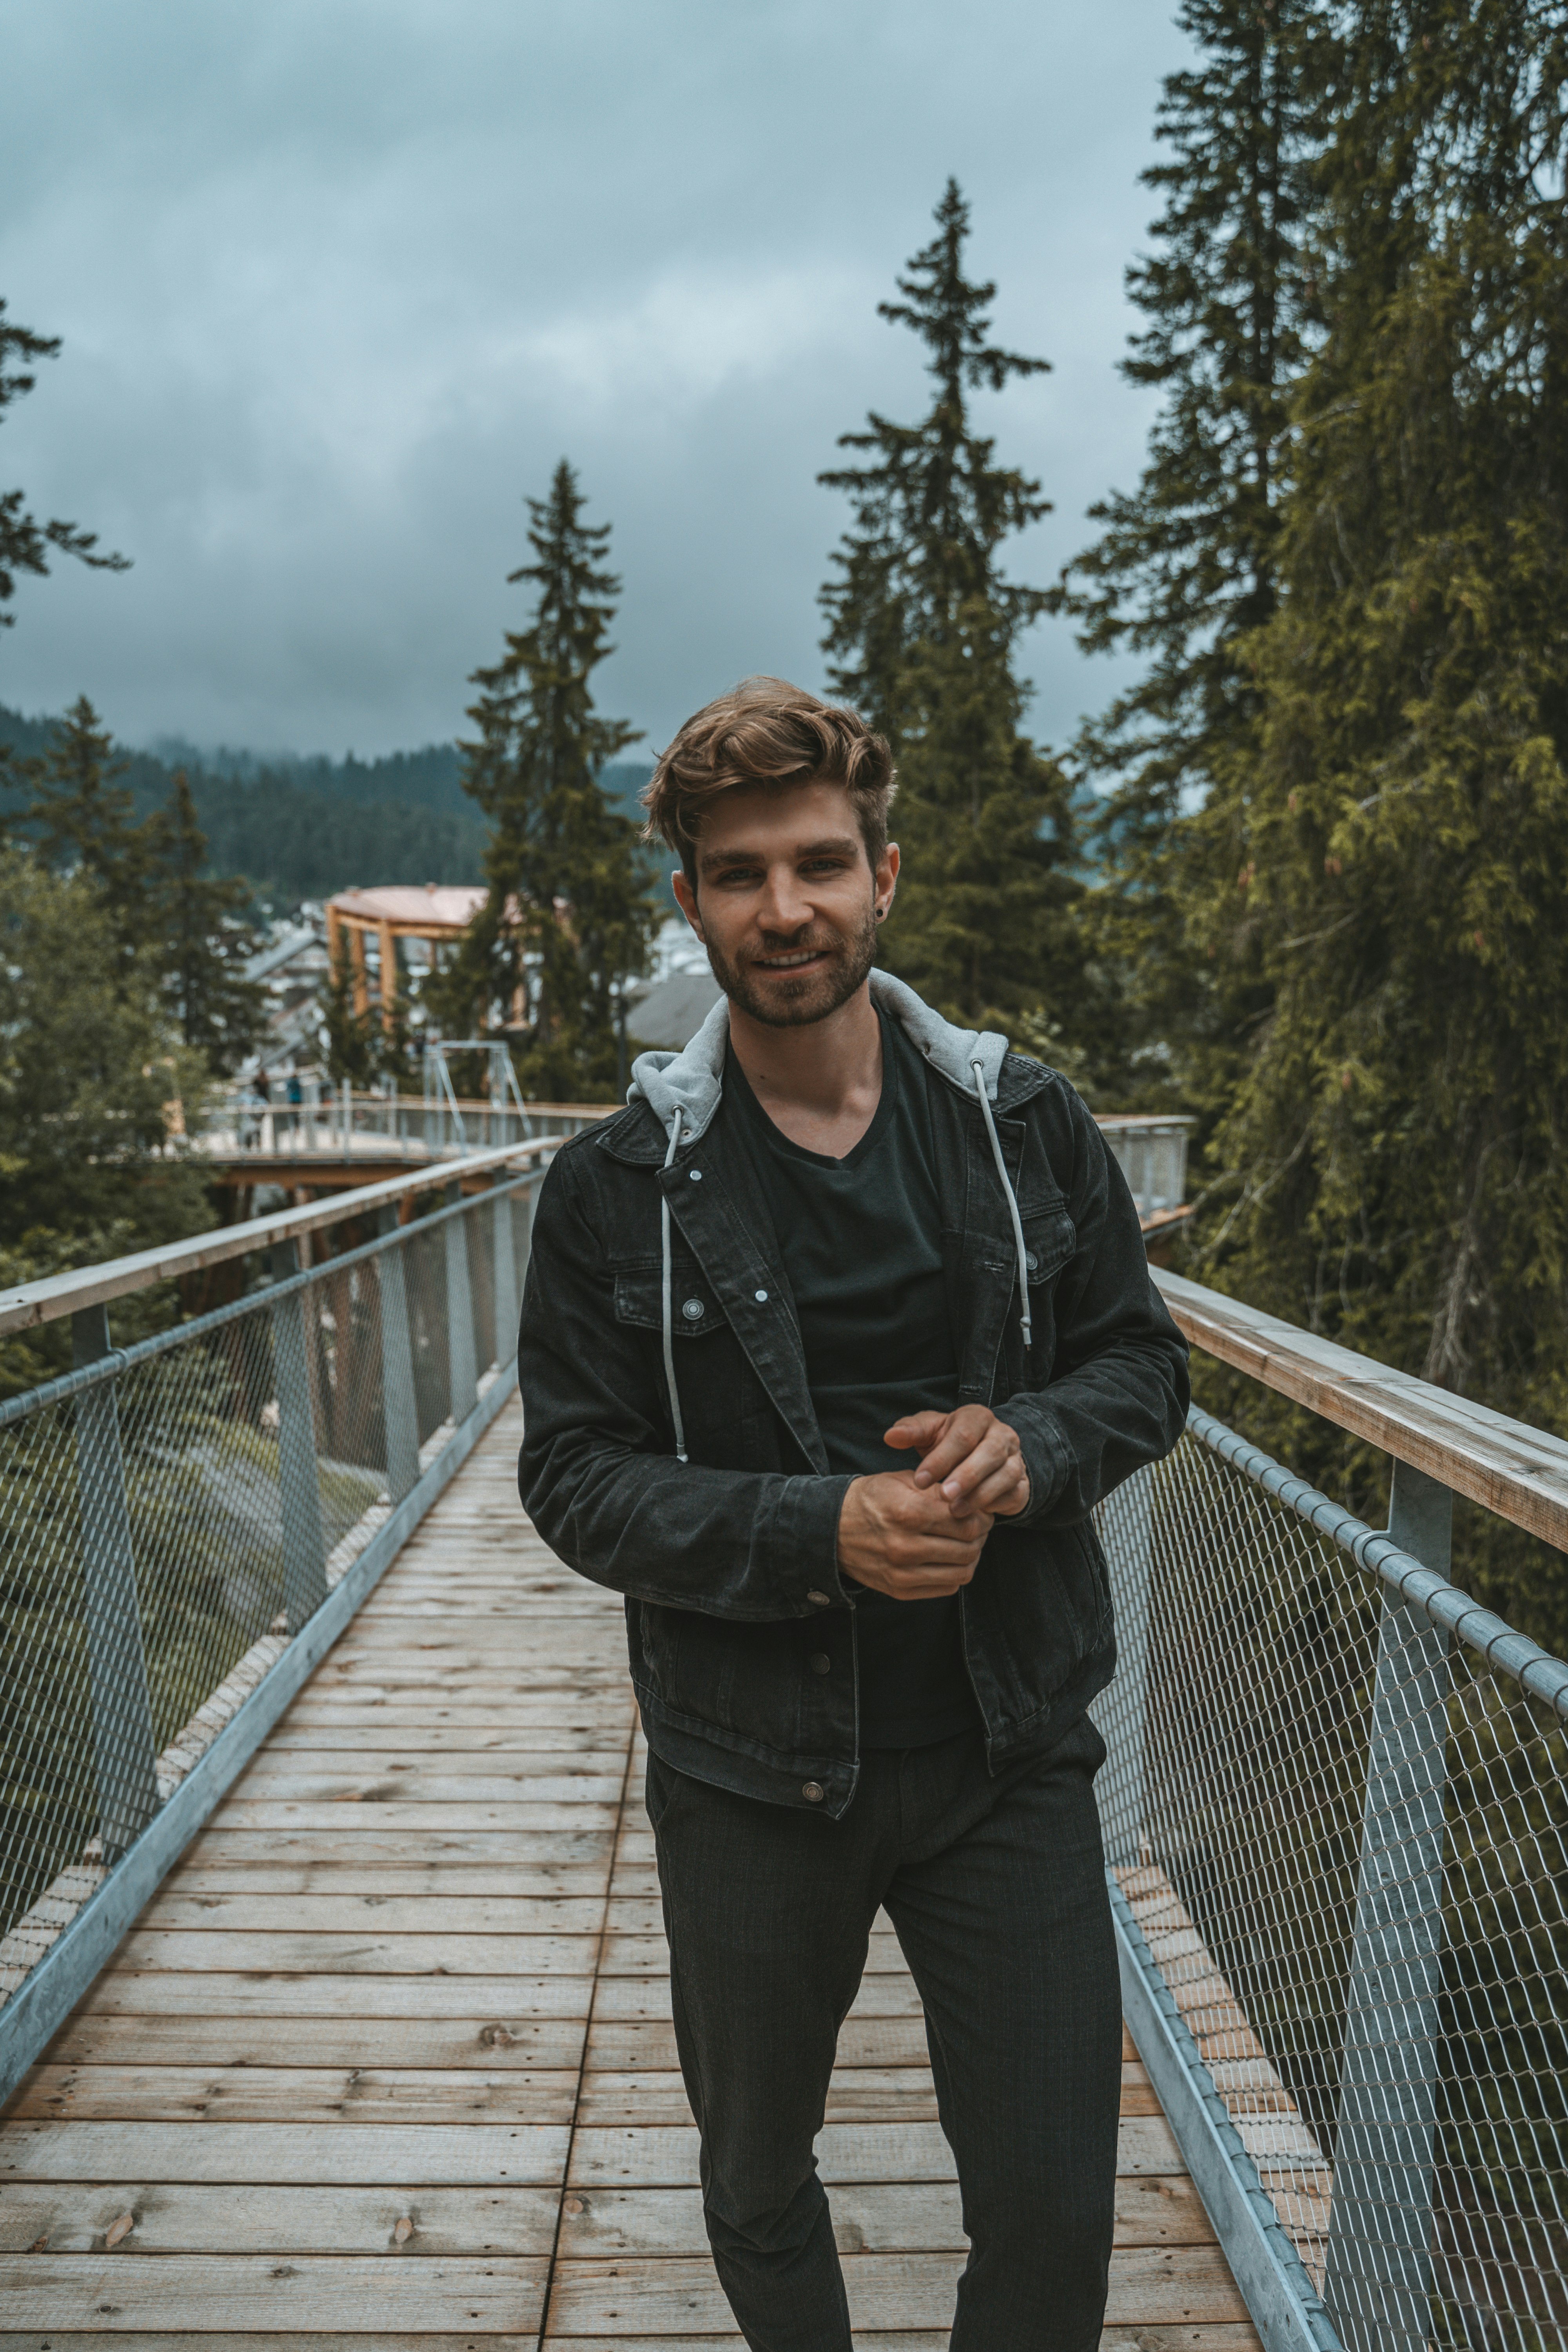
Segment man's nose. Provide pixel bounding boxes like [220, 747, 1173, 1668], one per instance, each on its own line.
[756, 865, 813, 932]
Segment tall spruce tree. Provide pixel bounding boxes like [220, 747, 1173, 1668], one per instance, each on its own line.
[20, 696, 160, 967]
[819, 183, 1082, 1042]
[1187, 0, 1568, 1646]
[150, 772, 265, 1074]
[1050, 0, 1326, 1102]
[433, 462, 652, 1100]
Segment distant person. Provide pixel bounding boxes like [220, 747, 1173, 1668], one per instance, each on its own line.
[517, 678, 1189, 2352]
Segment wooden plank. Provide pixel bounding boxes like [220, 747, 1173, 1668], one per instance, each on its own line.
[0, 2253, 548, 2330]
[205, 1802, 619, 1832]
[238, 1746, 631, 1775]
[532, 2333, 1262, 2352]
[76, 1974, 595, 2020]
[9, 2065, 582, 2125]
[572, 2066, 1161, 2130]
[1158, 1265, 1568, 1550]
[0, 2180, 559, 2254]
[597, 1931, 907, 1976]
[588, 1975, 926, 2024]
[554, 2174, 1215, 2258]
[569, 2116, 1183, 2188]
[0, 2337, 544, 2351]
[42, 2016, 587, 2071]
[110, 1931, 599, 1975]
[584, 2020, 1141, 2072]
[159, 1865, 613, 1897]
[176, 1829, 614, 1868]
[263, 1724, 626, 1751]
[0, 2122, 568, 2183]
[221, 1773, 626, 1804]
[135, 1895, 607, 1935]
[545, 2245, 1249, 2334]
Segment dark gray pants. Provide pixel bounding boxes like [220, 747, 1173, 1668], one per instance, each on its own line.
[645, 1715, 1121, 2352]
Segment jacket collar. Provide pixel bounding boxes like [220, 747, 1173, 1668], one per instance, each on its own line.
[604, 969, 1040, 1166]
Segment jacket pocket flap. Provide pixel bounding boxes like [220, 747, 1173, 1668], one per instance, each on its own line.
[1022, 1208, 1076, 1285]
[614, 1266, 728, 1338]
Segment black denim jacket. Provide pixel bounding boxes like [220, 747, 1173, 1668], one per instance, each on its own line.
[517, 979, 1189, 1817]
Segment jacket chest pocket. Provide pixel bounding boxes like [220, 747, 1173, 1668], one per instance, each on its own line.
[613, 1261, 755, 1450]
[1018, 1206, 1076, 1380]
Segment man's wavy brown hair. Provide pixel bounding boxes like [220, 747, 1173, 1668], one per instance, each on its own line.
[641, 676, 896, 888]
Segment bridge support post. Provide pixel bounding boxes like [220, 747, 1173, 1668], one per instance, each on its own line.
[376, 1212, 420, 1505]
[493, 1185, 518, 1370]
[445, 1194, 478, 1423]
[267, 1241, 328, 1631]
[1324, 1460, 1452, 2352]
[1091, 1460, 1154, 1869]
[71, 1307, 160, 1860]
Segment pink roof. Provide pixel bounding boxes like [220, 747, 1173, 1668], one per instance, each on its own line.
[330, 884, 490, 931]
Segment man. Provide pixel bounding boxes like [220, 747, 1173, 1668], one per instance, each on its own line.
[518, 677, 1189, 2351]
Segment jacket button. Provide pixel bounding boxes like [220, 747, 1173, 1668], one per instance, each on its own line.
[802, 1782, 824, 1803]
[1026, 1250, 1039, 1272]
[806, 1589, 831, 1607]
[809, 1652, 831, 1675]
[754, 1289, 768, 1303]
[681, 1298, 705, 1321]
[689, 1169, 703, 1181]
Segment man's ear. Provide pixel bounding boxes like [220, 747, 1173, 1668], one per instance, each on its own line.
[671, 868, 705, 941]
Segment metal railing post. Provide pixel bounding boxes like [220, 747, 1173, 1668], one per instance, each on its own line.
[267, 1240, 328, 1630]
[1324, 1459, 1453, 2352]
[493, 1184, 518, 1370]
[1092, 1461, 1154, 1868]
[375, 1210, 420, 1504]
[71, 1307, 159, 1859]
[445, 1192, 478, 1422]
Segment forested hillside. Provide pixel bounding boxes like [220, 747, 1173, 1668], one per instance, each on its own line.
[0, 703, 651, 907]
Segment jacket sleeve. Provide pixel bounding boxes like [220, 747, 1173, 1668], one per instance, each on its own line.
[516, 1144, 857, 1621]
[994, 1083, 1190, 1526]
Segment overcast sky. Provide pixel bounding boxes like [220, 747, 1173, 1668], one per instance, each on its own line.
[0, 0, 1192, 763]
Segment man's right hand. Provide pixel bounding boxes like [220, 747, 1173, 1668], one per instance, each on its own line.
[837, 1472, 993, 1602]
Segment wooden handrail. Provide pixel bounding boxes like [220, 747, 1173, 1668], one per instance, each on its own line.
[0, 1140, 563, 1341]
[1157, 1269, 1568, 1555]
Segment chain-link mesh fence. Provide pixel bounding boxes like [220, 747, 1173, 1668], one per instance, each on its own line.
[1093, 1413, 1568, 2352]
[0, 1167, 541, 2005]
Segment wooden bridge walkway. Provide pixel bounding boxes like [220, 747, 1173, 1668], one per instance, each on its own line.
[0, 1397, 1258, 2349]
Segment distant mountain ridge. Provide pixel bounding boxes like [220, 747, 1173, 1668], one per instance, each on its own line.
[0, 704, 654, 910]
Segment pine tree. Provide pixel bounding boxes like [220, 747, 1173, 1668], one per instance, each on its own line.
[21, 696, 160, 964]
[1186, 0, 1568, 1649]
[818, 183, 1082, 1041]
[433, 462, 653, 1101]
[0, 301, 129, 632]
[149, 772, 265, 1074]
[820, 180, 1052, 742]
[1049, 0, 1327, 1102]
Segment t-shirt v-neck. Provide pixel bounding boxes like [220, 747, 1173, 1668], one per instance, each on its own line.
[723, 1011, 979, 1748]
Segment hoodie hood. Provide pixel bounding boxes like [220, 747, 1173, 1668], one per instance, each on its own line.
[627, 968, 1010, 1148]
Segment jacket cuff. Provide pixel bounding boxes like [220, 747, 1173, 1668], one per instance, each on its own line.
[768, 1471, 860, 1610]
[993, 1397, 1073, 1527]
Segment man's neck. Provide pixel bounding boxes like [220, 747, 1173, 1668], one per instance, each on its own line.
[726, 982, 884, 1161]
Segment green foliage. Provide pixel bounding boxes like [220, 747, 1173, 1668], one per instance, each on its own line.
[149, 773, 265, 1074]
[0, 299, 129, 630]
[820, 182, 1083, 1041]
[1051, 0, 1327, 1106]
[820, 178, 1052, 743]
[0, 848, 214, 1394]
[431, 461, 654, 1101]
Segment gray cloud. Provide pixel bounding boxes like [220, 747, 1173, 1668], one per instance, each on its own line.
[0, 0, 1191, 759]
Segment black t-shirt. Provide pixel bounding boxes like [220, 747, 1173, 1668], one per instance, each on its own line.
[724, 1013, 980, 1747]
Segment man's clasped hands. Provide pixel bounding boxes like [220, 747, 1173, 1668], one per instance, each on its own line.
[837, 1405, 1029, 1601]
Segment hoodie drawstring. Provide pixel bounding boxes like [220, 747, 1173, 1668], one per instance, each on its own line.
[971, 1057, 1033, 1352]
[661, 1108, 689, 1462]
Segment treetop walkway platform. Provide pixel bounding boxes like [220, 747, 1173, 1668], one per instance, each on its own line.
[0, 1397, 1252, 2347]
[0, 1144, 1561, 2351]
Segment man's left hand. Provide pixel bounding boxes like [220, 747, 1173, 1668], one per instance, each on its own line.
[883, 1405, 1031, 1521]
